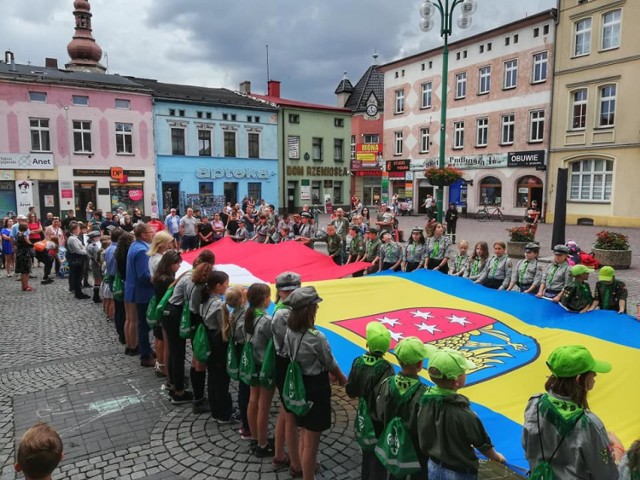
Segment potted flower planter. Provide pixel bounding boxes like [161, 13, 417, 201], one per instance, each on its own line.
[592, 249, 632, 269]
[506, 241, 538, 259]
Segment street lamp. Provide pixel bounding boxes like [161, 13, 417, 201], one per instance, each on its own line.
[420, 0, 477, 223]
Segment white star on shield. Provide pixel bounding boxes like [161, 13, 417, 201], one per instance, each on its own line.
[410, 310, 435, 320]
[415, 322, 441, 335]
[388, 331, 404, 342]
[447, 315, 471, 326]
[377, 316, 400, 327]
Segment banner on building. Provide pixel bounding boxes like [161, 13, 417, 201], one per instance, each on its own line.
[288, 136, 300, 159]
[507, 150, 545, 167]
[0, 153, 54, 170]
[15, 180, 34, 216]
[356, 143, 382, 166]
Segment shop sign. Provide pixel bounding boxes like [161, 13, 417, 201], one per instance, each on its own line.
[195, 167, 274, 179]
[386, 160, 410, 173]
[0, 170, 15, 180]
[288, 136, 300, 159]
[353, 170, 383, 177]
[129, 189, 143, 201]
[286, 166, 349, 177]
[508, 150, 545, 167]
[15, 180, 34, 216]
[0, 152, 54, 170]
[410, 153, 508, 171]
[73, 169, 145, 177]
[356, 143, 382, 165]
[300, 179, 311, 200]
[110, 166, 128, 183]
[60, 181, 73, 199]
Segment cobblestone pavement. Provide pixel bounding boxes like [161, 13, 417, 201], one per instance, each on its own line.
[8, 216, 630, 478]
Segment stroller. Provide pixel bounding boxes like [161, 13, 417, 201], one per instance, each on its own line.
[57, 246, 69, 278]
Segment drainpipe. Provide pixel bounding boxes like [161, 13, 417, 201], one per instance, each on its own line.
[544, 7, 560, 226]
[280, 107, 286, 213]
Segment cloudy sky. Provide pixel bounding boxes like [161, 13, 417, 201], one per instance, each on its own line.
[1, 0, 555, 104]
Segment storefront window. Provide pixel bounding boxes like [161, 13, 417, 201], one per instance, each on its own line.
[333, 181, 342, 204]
[479, 176, 502, 206]
[110, 182, 144, 215]
[516, 176, 543, 207]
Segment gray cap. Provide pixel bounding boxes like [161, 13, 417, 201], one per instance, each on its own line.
[553, 244, 570, 254]
[275, 271, 302, 291]
[87, 231, 101, 239]
[366, 227, 379, 234]
[282, 286, 323, 309]
[301, 211, 313, 219]
[524, 243, 540, 251]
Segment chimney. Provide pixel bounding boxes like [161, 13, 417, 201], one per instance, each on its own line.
[5, 50, 16, 71]
[239, 81, 251, 94]
[45, 58, 58, 69]
[267, 80, 281, 98]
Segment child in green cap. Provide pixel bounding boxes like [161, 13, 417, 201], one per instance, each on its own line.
[522, 345, 620, 479]
[417, 346, 505, 479]
[560, 264, 594, 313]
[588, 266, 628, 314]
[372, 336, 428, 480]
[345, 322, 395, 480]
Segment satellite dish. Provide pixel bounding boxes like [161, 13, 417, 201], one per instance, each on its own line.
[420, 1, 436, 19]
[420, 17, 435, 32]
[457, 15, 472, 29]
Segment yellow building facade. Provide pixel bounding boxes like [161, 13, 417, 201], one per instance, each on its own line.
[548, 0, 640, 227]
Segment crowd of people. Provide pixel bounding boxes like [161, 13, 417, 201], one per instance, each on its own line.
[3, 198, 639, 480]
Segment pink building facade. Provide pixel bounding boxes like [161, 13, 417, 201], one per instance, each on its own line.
[380, 10, 556, 219]
[0, 61, 154, 218]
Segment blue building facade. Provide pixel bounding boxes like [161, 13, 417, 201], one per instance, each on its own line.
[135, 79, 279, 215]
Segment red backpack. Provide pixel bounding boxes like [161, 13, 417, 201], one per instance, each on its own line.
[579, 251, 600, 269]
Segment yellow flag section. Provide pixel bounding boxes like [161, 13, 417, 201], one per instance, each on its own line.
[311, 275, 640, 452]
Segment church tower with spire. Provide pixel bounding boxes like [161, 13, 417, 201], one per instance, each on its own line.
[65, 0, 106, 73]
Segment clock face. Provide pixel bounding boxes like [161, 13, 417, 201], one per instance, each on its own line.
[366, 104, 378, 117]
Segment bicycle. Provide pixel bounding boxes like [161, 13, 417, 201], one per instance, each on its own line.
[476, 204, 504, 222]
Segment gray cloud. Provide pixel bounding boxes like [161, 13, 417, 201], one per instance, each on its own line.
[0, 0, 555, 104]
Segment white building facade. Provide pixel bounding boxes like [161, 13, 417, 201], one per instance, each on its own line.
[380, 10, 556, 219]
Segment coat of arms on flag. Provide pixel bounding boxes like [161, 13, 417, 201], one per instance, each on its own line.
[335, 307, 538, 386]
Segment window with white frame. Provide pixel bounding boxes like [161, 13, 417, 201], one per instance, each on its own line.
[599, 84, 616, 127]
[171, 128, 185, 155]
[72, 95, 89, 106]
[420, 127, 430, 153]
[476, 117, 488, 147]
[30, 118, 51, 152]
[478, 66, 491, 94]
[115, 99, 130, 109]
[248, 133, 260, 158]
[312, 137, 323, 161]
[198, 129, 212, 156]
[570, 159, 613, 201]
[224, 131, 236, 157]
[421, 82, 432, 108]
[529, 110, 545, 143]
[532, 52, 548, 83]
[395, 90, 405, 113]
[73, 120, 92, 153]
[394, 131, 403, 155]
[28, 91, 47, 103]
[455, 72, 467, 99]
[574, 18, 592, 56]
[453, 121, 465, 149]
[334, 139, 344, 162]
[501, 114, 515, 145]
[504, 60, 518, 89]
[571, 89, 588, 129]
[602, 10, 621, 50]
[350, 135, 356, 160]
[115, 123, 133, 154]
[363, 134, 379, 144]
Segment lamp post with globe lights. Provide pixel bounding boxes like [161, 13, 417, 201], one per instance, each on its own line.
[420, 0, 477, 223]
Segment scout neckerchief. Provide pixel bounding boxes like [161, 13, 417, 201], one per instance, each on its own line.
[547, 263, 560, 285]
[519, 260, 529, 284]
[431, 237, 440, 258]
[490, 256, 500, 277]
[577, 282, 592, 301]
[386, 243, 394, 260]
[471, 257, 481, 276]
[601, 281, 616, 310]
[366, 238, 377, 259]
[455, 254, 464, 272]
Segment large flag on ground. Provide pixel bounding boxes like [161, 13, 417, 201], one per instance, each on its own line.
[314, 270, 640, 470]
[180, 237, 370, 284]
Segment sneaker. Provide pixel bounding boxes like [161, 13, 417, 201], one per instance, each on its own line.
[192, 398, 210, 414]
[249, 439, 258, 453]
[41, 278, 53, 285]
[255, 442, 275, 458]
[29, 274, 37, 279]
[140, 358, 155, 367]
[217, 409, 241, 425]
[171, 391, 194, 405]
[238, 427, 252, 440]
[75, 293, 91, 299]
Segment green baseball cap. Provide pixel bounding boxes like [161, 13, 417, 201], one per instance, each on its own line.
[598, 266, 615, 282]
[366, 322, 391, 354]
[394, 337, 428, 365]
[571, 264, 594, 276]
[425, 345, 476, 379]
[546, 345, 611, 378]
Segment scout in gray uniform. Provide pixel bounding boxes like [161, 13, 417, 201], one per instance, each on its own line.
[234, 218, 250, 242]
[537, 244, 572, 301]
[244, 283, 275, 458]
[251, 215, 270, 243]
[270, 272, 303, 475]
[522, 345, 619, 479]
[325, 224, 343, 265]
[464, 241, 489, 282]
[200, 270, 235, 420]
[402, 228, 427, 272]
[424, 223, 451, 273]
[331, 208, 350, 263]
[476, 242, 512, 290]
[282, 286, 347, 480]
[449, 240, 469, 277]
[296, 212, 316, 248]
[347, 224, 365, 264]
[363, 227, 382, 275]
[379, 231, 402, 271]
[508, 243, 543, 293]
